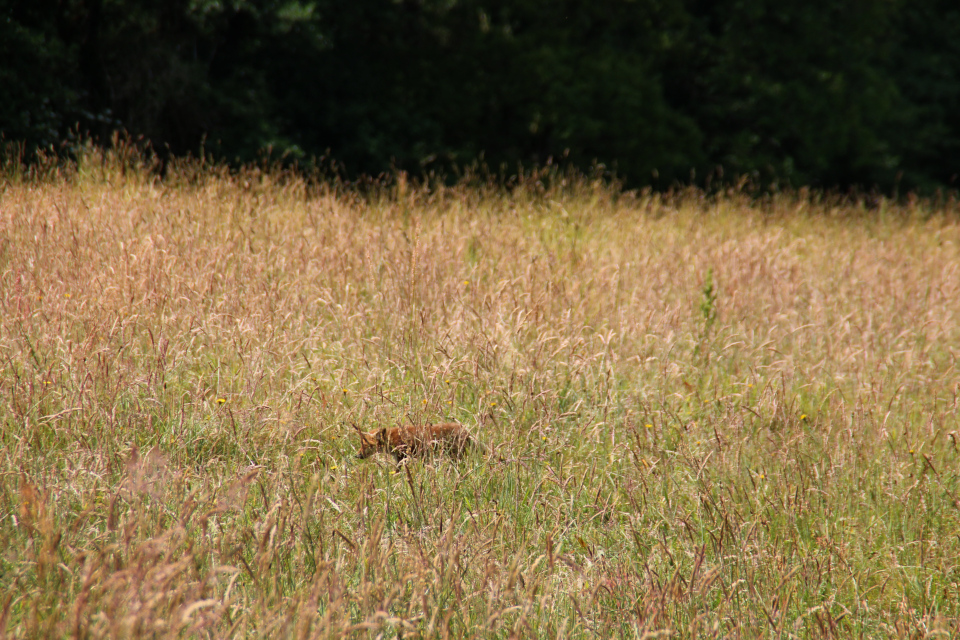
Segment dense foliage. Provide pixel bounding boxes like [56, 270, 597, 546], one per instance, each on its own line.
[2, 0, 959, 189]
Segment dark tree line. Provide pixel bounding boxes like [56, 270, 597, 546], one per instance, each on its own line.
[2, 0, 959, 190]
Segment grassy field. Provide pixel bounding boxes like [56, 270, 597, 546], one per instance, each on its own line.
[2, 149, 960, 638]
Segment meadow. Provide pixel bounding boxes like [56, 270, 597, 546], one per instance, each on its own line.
[2, 149, 959, 638]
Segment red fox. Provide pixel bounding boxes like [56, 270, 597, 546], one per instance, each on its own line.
[355, 423, 485, 463]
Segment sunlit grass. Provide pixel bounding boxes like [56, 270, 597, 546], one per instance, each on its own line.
[1, 146, 959, 638]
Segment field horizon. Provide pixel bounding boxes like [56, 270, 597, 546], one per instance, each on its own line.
[2, 149, 959, 638]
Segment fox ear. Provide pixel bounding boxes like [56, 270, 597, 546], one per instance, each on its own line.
[377, 428, 388, 444]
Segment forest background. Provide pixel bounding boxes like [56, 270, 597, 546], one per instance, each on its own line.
[3, 0, 960, 192]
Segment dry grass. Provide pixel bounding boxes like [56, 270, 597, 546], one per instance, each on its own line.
[2, 148, 960, 638]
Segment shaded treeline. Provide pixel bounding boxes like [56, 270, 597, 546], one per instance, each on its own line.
[2, 0, 959, 190]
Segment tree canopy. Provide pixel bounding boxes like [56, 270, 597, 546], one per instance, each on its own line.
[2, 0, 958, 190]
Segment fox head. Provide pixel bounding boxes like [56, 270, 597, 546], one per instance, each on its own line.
[355, 427, 385, 459]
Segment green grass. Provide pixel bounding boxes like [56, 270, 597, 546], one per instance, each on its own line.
[1, 147, 959, 638]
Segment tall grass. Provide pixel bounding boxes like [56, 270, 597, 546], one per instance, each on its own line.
[2, 146, 959, 638]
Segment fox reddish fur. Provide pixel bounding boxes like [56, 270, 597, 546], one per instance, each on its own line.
[355, 423, 477, 463]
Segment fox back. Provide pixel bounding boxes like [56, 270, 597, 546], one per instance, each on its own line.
[356, 423, 474, 463]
